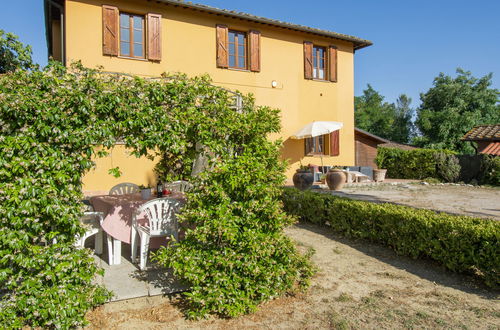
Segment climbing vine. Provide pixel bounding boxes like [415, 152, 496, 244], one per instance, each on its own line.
[0, 62, 313, 326]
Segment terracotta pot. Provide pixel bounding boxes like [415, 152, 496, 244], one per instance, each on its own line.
[326, 169, 346, 191]
[373, 169, 387, 182]
[293, 170, 314, 190]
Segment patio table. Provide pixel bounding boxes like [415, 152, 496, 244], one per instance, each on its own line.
[90, 193, 185, 265]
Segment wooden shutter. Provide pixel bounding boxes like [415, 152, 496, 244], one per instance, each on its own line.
[328, 45, 338, 82]
[304, 41, 313, 79]
[216, 25, 228, 68]
[249, 30, 261, 72]
[102, 5, 119, 56]
[147, 13, 162, 61]
[330, 130, 340, 156]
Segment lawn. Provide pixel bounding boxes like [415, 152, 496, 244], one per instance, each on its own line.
[86, 222, 500, 329]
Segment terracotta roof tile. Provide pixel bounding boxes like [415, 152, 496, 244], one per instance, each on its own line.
[482, 142, 500, 156]
[462, 124, 500, 141]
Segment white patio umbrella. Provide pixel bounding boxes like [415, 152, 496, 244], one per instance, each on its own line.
[290, 121, 343, 139]
[290, 121, 343, 175]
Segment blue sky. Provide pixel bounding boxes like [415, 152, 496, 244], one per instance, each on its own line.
[1, 0, 499, 107]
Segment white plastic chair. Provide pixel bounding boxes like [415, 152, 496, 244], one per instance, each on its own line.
[163, 180, 192, 193]
[75, 212, 103, 251]
[131, 198, 182, 270]
[109, 182, 140, 195]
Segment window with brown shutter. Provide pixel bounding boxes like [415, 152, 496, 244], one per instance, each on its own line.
[249, 30, 260, 72]
[328, 45, 337, 82]
[102, 5, 162, 62]
[330, 130, 340, 156]
[305, 135, 325, 155]
[304, 42, 339, 82]
[147, 13, 162, 61]
[303, 41, 313, 79]
[216, 24, 229, 68]
[216, 25, 261, 72]
[102, 5, 119, 56]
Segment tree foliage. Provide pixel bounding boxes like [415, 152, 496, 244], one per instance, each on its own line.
[415, 68, 500, 154]
[0, 30, 34, 73]
[355, 84, 414, 143]
[0, 62, 313, 326]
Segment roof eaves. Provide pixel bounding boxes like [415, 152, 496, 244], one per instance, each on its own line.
[150, 0, 373, 50]
[355, 127, 390, 143]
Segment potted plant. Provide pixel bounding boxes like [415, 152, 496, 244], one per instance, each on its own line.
[320, 173, 327, 184]
[373, 168, 387, 182]
[139, 184, 152, 200]
[293, 165, 314, 190]
[326, 166, 346, 191]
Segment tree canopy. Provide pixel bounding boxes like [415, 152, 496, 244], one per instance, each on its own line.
[0, 30, 34, 73]
[415, 68, 500, 154]
[354, 84, 414, 143]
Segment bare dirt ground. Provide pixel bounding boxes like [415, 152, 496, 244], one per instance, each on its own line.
[86, 221, 499, 329]
[331, 183, 500, 220]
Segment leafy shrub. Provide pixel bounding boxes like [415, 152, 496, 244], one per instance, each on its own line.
[376, 147, 456, 180]
[0, 62, 313, 324]
[480, 155, 500, 186]
[435, 152, 461, 183]
[153, 99, 314, 319]
[282, 188, 500, 287]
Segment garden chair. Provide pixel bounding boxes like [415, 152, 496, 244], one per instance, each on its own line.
[75, 212, 114, 265]
[131, 198, 182, 270]
[73, 212, 107, 259]
[109, 182, 140, 195]
[163, 180, 193, 193]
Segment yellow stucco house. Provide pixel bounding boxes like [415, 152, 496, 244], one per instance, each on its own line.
[45, 0, 372, 193]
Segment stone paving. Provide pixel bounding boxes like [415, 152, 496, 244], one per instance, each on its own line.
[90, 240, 187, 301]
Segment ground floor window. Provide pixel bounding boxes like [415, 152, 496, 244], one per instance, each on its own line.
[305, 135, 325, 155]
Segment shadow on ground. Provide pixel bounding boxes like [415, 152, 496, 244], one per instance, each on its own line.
[294, 221, 499, 300]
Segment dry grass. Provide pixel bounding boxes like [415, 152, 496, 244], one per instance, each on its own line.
[86, 222, 500, 329]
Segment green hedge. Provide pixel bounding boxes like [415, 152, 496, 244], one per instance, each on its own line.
[281, 188, 500, 287]
[375, 146, 456, 180]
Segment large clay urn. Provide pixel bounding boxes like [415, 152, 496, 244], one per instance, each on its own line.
[293, 169, 314, 190]
[326, 168, 346, 191]
[373, 169, 387, 182]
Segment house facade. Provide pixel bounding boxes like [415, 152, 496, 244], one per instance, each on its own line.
[45, 0, 372, 193]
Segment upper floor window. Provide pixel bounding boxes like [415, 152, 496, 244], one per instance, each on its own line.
[228, 30, 247, 70]
[120, 13, 145, 58]
[102, 5, 162, 61]
[216, 25, 261, 72]
[304, 42, 337, 82]
[312, 46, 326, 80]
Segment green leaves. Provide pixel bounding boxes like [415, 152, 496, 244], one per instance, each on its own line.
[0, 62, 313, 324]
[282, 188, 500, 287]
[416, 68, 500, 154]
[0, 30, 35, 73]
[376, 146, 456, 180]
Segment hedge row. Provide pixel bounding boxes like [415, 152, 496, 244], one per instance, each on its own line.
[375, 146, 456, 180]
[375, 147, 500, 185]
[281, 188, 500, 287]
